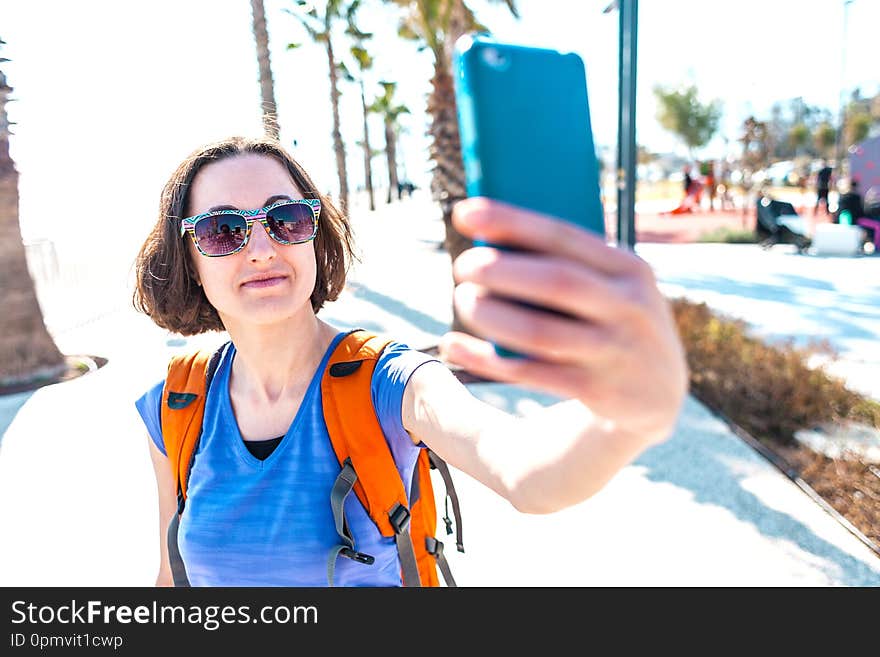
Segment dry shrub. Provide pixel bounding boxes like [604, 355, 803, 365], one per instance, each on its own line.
[776, 443, 880, 546]
[669, 297, 880, 445]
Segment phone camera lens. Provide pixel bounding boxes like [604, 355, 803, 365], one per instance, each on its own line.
[481, 47, 509, 70]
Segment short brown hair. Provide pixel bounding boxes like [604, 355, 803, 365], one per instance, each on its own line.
[133, 136, 356, 335]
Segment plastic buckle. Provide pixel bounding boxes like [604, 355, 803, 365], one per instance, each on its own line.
[388, 503, 411, 534]
[340, 547, 375, 565]
[425, 537, 444, 557]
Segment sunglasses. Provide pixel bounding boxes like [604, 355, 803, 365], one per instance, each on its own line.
[180, 198, 321, 257]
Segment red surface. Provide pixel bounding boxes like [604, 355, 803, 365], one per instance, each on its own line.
[606, 205, 837, 244]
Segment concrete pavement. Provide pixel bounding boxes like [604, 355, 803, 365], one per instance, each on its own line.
[637, 241, 880, 403]
[1, 192, 878, 586]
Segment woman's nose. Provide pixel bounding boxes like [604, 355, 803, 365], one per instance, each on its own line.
[246, 220, 277, 260]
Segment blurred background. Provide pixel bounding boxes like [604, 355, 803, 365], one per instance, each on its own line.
[2, 0, 879, 370]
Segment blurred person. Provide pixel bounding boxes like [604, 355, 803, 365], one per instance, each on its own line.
[717, 162, 735, 210]
[835, 178, 864, 225]
[813, 160, 833, 217]
[703, 161, 717, 212]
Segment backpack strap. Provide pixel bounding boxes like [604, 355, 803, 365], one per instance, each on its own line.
[160, 343, 226, 587]
[423, 451, 464, 587]
[322, 329, 423, 587]
[408, 449, 443, 586]
[428, 450, 465, 554]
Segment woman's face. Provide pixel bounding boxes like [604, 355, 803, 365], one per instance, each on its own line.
[185, 153, 318, 329]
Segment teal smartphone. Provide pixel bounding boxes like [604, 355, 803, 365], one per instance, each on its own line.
[452, 34, 605, 358]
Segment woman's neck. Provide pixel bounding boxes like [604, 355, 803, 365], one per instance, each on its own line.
[224, 313, 338, 406]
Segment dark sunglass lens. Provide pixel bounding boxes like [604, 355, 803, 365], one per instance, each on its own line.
[194, 215, 247, 255]
[267, 203, 316, 243]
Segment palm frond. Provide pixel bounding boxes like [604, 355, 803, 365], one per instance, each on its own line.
[495, 0, 520, 19]
[285, 7, 325, 40]
[337, 60, 355, 82]
[350, 45, 373, 70]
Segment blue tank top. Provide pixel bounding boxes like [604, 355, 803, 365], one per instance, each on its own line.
[134, 331, 439, 586]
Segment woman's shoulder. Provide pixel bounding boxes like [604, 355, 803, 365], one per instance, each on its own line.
[331, 326, 434, 361]
[365, 334, 443, 395]
[373, 336, 440, 371]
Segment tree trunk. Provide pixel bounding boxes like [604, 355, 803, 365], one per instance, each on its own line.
[426, 62, 470, 332]
[0, 73, 65, 386]
[360, 80, 375, 212]
[384, 119, 399, 205]
[326, 39, 349, 213]
[250, 0, 280, 140]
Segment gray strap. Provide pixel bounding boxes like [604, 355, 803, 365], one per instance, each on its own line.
[426, 537, 457, 587]
[326, 545, 348, 589]
[326, 459, 358, 587]
[395, 533, 421, 587]
[428, 450, 465, 552]
[167, 509, 190, 587]
[389, 504, 422, 587]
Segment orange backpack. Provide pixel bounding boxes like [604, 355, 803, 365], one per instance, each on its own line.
[159, 329, 463, 587]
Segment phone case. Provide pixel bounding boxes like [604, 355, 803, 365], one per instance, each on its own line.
[453, 34, 605, 358]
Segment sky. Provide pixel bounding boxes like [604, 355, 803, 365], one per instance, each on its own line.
[1, 0, 878, 245]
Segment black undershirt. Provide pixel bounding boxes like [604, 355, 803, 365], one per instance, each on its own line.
[243, 436, 284, 460]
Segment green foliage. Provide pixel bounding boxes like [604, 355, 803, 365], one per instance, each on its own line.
[695, 227, 758, 244]
[788, 123, 810, 152]
[846, 112, 872, 148]
[349, 45, 372, 70]
[653, 84, 722, 155]
[369, 81, 409, 121]
[284, 1, 347, 41]
[336, 60, 355, 82]
[671, 298, 880, 446]
[386, 0, 519, 58]
[814, 122, 837, 157]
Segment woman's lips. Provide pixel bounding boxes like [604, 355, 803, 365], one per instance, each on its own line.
[241, 276, 287, 289]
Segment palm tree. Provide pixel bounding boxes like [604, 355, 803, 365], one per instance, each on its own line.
[387, 0, 519, 330]
[286, 0, 353, 212]
[0, 40, 66, 387]
[250, 0, 281, 140]
[342, 2, 376, 211]
[369, 82, 409, 205]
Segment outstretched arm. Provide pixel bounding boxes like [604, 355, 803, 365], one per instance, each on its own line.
[403, 363, 676, 514]
[402, 198, 688, 514]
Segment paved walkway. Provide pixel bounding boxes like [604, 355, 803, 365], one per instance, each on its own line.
[1, 193, 878, 586]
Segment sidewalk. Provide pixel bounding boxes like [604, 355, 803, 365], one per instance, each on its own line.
[1, 192, 878, 586]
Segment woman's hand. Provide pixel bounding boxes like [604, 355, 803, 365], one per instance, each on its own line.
[439, 197, 689, 445]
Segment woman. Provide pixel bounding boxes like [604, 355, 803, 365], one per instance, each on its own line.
[133, 135, 688, 586]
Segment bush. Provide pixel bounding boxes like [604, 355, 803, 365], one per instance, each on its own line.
[695, 227, 758, 244]
[670, 297, 880, 445]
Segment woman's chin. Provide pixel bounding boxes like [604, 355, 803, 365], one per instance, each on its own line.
[221, 298, 309, 328]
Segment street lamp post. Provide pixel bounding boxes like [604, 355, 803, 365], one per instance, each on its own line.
[835, 0, 854, 171]
[605, 0, 639, 251]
